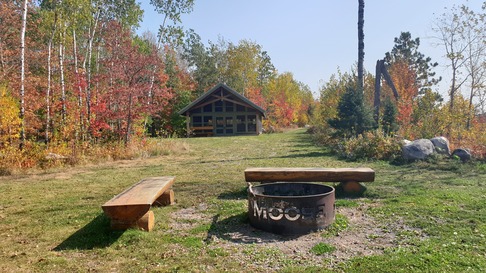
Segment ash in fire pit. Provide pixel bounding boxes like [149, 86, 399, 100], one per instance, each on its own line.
[248, 182, 335, 235]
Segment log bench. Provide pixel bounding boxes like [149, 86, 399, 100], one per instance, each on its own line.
[102, 176, 175, 231]
[190, 126, 214, 137]
[244, 167, 375, 194]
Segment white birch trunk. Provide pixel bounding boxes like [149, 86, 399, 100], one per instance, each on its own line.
[19, 0, 28, 149]
[46, 20, 57, 146]
[59, 29, 66, 123]
[73, 29, 84, 140]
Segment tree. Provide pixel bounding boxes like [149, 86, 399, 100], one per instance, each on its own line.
[328, 85, 375, 137]
[224, 40, 264, 95]
[381, 96, 398, 135]
[0, 85, 21, 147]
[19, 0, 28, 149]
[459, 4, 486, 127]
[0, 1, 21, 84]
[385, 32, 441, 94]
[433, 5, 471, 111]
[98, 22, 170, 144]
[182, 30, 219, 94]
[148, 0, 194, 102]
[387, 59, 417, 135]
[357, 0, 365, 91]
[411, 89, 443, 139]
[433, 2, 486, 129]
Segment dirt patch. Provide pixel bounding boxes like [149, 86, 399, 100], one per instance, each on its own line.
[170, 201, 427, 270]
[170, 203, 212, 231]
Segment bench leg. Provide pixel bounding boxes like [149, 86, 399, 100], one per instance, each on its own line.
[338, 181, 366, 195]
[154, 189, 175, 206]
[110, 211, 155, 232]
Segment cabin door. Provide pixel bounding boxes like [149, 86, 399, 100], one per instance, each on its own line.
[215, 116, 234, 135]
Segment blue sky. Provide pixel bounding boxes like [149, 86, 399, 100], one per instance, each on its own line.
[137, 0, 483, 96]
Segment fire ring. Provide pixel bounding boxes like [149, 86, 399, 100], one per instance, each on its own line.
[248, 182, 335, 235]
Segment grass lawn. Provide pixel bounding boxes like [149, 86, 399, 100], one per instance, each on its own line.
[1, 129, 485, 272]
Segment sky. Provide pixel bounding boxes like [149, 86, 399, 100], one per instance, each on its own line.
[137, 0, 484, 97]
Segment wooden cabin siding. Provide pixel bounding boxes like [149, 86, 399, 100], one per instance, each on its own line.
[179, 83, 266, 137]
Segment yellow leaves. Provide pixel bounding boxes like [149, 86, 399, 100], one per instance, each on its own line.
[0, 85, 21, 146]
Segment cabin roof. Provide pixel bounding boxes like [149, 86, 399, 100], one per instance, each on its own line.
[178, 83, 266, 117]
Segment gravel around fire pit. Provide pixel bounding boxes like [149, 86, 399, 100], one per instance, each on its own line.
[170, 200, 427, 270]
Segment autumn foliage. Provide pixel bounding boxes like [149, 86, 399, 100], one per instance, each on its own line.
[0, 2, 316, 173]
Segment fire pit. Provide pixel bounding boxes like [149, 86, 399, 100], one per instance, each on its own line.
[248, 182, 335, 235]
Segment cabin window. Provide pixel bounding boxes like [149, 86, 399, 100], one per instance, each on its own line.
[192, 116, 202, 127]
[226, 101, 234, 112]
[236, 104, 246, 112]
[215, 101, 223, 112]
[226, 117, 233, 134]
[215, 117, 224, 134]
[203, 116, 212, 126]
[236, 115, 246, 133]
[248, 115, 256, 132]
[203, 104, 212, 112]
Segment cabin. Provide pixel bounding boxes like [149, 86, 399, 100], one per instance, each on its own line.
[178, 83, 266, 137]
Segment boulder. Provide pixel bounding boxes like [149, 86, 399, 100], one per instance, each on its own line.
[402, 139, 435, 161]
[401, 139, 412, 146]
[430, 136, 451, 155]
[451, 148, 472, 162]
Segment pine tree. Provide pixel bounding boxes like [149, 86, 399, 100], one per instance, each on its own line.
[381, 96, 399, 135]
[328, 86, 375, 137]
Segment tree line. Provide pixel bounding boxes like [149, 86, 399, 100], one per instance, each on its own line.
[1, 0, 485, 171]
[316, 1, 485, 160]
[0, 0, 314, 163]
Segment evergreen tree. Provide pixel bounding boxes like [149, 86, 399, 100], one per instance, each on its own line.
[381, 96, 399, 135]
[384, 32, 441, 94]
[328, 86, 375, 137]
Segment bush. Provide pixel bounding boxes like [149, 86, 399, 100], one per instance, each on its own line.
[0, 137, 190, 175]
[335, 130, 402, 161]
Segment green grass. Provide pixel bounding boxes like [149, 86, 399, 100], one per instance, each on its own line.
[310, 242, 336, 255]
[0, 129, 485, 272]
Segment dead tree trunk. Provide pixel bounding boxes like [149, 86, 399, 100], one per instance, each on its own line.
[357, 0, 365, 91]
[374, 59, 399, 123]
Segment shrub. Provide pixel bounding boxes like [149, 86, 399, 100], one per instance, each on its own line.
[335, 130, 402, 161]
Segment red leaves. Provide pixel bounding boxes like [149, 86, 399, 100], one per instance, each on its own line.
[95, 21, 171, 141]
[388, 60, 419, 136]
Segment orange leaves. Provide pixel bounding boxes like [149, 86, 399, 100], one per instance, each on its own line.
[245, 87, 267, 109]
[387, 60, 419, 137]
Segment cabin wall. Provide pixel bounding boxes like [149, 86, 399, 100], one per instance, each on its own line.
[188, 100, 262, 136]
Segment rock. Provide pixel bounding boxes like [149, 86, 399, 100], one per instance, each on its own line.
[451, 148, 472, 162]
[401, 139, 412, 146]
[430, 136, 451, 155]
[402, 139, 435, 161]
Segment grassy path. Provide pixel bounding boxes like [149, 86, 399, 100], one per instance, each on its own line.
[0, 129, 485, 272]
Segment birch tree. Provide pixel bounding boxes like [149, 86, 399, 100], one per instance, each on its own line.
[19, 0, 28, 149]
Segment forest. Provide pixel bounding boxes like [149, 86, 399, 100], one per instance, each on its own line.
[0, 0, 485, 173]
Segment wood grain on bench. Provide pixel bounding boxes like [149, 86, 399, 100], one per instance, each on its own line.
[245, 167, 375, 183]
[102, 176, 175, 231]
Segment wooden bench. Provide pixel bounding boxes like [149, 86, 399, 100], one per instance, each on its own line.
[244, 167, 375, 194]
[102, 177, 175, 231]
[190, 126, 214, 137]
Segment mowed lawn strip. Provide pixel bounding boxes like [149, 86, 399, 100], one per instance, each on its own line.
[0, 129, 485, 272]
